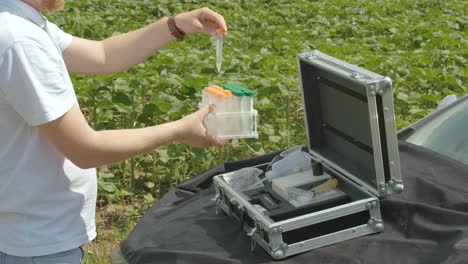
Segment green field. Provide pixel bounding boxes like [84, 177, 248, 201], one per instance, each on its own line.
[47, 0, 467, 262]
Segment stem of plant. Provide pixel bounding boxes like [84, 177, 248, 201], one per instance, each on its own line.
[130, 157, 135, 191]
[92, 94, 97, 128]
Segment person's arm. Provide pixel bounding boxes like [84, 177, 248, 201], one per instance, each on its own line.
[38, 104, 225, 169]
[63, 7, 227, 75]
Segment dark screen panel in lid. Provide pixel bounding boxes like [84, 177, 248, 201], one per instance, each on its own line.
[298, 50, 403, 197]
[299, 59, 378, 189]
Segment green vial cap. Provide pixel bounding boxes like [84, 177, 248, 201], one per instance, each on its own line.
[220, 83, 254, 97]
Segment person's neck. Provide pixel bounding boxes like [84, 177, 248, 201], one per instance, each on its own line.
[21, 0, 43, 12]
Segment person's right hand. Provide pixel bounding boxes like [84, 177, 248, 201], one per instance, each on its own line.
[174, 7, 227, 36]
[174, 105, 229, 148]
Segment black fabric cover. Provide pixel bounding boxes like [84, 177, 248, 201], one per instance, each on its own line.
[119, 142, 468, 264]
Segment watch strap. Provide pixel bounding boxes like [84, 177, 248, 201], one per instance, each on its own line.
[167, 16, 185, 39]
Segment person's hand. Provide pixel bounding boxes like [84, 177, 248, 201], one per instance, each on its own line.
[174, 105, 229, 148]
[174, 7, 227, 36]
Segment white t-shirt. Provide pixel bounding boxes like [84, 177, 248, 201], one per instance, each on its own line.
[0, 0, 97, 257]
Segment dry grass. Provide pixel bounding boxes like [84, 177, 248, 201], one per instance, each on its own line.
[83, 204, 144, 264]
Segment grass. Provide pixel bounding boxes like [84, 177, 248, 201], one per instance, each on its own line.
[45, 0, 467, 263]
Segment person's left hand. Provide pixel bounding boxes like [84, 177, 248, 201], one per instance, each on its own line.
[174, 7, 227, 36]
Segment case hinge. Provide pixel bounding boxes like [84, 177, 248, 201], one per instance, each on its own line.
[365, 200, 379, 209]
[378, 183, 388, 197]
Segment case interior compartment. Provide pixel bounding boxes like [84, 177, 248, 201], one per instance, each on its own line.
[222, 154, 374, 224]
[243, 180, 350, 222]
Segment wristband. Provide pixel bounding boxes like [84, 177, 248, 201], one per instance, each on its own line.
[167, 16, 185, 40]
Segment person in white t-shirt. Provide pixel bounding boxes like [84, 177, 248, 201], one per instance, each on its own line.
[0, 0, 229, 263]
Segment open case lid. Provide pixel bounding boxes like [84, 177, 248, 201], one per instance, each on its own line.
[297, 50, 403, 198]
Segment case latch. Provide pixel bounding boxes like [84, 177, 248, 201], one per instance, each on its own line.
[215, 194, 224, 216]
[249, 218, 264, 252]
[216, 185, 230, 216]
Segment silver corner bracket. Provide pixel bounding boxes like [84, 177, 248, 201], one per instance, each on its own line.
[387, 178, 404, 193]
[301, 50, 321, 61]
[367, 217, 384, 232]
[367, 84, 382, 96]
[382, 76, 392, 89]
[272, 242, 289, 260]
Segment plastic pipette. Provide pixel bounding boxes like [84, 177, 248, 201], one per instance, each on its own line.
[216, 29, 223, 73]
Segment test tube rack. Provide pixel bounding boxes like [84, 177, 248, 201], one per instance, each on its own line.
[199, 84, 258, 139]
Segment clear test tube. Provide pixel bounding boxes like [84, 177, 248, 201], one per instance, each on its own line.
[228, 94, 235, 111]
[210, 85, 228, 112]
[202, 89, 210, 106]
[236, 94, 243, 112]
[221, 91, 234, 133]
[241, 96, 254, 134]
[203, 87, 215, 106]
[203, 88, 223, 137]
[204, 87, 222, 109]
[215, 92, 225, 111]
[242, 96, 253, 112]
[223, 90, 233, 112]
[214, 91, 225, 111]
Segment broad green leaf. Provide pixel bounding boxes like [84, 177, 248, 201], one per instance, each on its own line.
[156, 149, 170, 163]
[112, 92, 132, 106]
[269, 136, 282, 143]
[98, 181, 117, 193]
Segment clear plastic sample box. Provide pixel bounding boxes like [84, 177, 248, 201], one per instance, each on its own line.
[199, 84, 258, 139]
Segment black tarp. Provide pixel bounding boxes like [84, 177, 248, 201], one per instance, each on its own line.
[118, 142, 468, 264]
